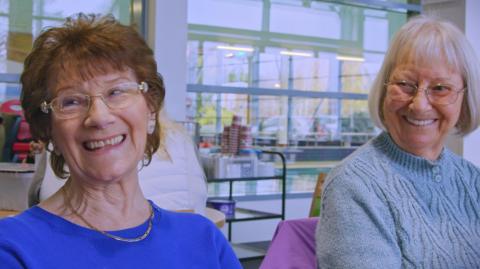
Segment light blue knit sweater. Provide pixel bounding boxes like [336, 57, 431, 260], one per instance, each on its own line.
[316, 132, 480, 268]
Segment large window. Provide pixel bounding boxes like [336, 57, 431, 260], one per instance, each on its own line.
[187, 0, 420, 155]
[0, 0, 144, 101]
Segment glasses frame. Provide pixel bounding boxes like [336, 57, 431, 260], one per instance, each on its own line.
[384, 80, 466, 105]
[40, 81, 149, 119]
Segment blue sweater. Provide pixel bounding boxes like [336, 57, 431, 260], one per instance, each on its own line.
[0, 202, 242, 269]
[316, 132, 480, 268]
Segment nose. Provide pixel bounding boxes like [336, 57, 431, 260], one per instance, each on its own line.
[83, 95, 115, 129]
[408, 87, 432, 112]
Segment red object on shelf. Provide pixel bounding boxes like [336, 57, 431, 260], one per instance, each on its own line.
[0, 99, 23, 116]
[12, 143, 30, 152]
[16, 121, 32, 141]
[0, 99, 33, 162]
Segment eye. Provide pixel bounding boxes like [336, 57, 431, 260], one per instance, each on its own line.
[58, 95, 86, 109]
[106, 82, 139, 97]
[395, 81, 416, 93]
[107, 86, 129, 97]
[430, 84, 452, 93]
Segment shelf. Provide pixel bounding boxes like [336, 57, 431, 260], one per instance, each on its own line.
[227, 207, 282, 222]
[206, 150, 286, 242]
[207, 175, 283, 183]
[231, 241, 271, 260]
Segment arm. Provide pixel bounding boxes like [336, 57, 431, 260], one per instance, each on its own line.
[316, 173, 401, 269]
[213, 226, 242, 269]
[0, 242, 26, 268]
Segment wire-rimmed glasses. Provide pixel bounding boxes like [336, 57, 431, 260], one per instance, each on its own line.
[384, 80, 465, 105]
[40, 81, 149, 119]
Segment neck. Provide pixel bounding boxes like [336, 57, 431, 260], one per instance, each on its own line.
[59, 177, 150, 231]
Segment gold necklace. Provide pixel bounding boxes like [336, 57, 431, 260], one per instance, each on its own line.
[62, 187, 154, 243]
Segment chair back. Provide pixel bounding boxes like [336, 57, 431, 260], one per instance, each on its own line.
[260, 217, 319, 269]
[309, 172, 327, 217]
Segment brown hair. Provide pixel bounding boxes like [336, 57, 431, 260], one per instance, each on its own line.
[20, 13, 165, 178]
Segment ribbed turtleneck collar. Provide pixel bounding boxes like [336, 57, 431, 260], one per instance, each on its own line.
[372, 132, 454, 179]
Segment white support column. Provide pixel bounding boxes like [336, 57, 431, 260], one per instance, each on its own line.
[423, 0, 480, 166]
[147, 0, 188, 122]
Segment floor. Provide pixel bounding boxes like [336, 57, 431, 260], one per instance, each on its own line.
[235, 241, 270, 269]
[241, 258, 263, 269]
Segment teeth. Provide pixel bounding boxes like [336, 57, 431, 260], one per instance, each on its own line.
[85, 135, 123, 150]
[406, 117, 435, 126]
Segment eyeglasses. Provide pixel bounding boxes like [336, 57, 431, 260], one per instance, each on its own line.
[385, 80, 465, 105]
[41, 81, 148, 119]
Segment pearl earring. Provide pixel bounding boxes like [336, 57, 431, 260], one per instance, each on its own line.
[49, 142, 61, 156]
[147, 119, 155, 134]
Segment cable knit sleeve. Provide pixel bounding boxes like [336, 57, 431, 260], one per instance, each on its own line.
[316, 168, 401, 269]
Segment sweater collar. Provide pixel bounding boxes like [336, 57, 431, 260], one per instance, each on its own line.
[373, 132, 451, 173]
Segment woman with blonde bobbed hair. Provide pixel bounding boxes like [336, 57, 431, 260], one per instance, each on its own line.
[316, 16, 480, 268]
[0, 14, 240, 268]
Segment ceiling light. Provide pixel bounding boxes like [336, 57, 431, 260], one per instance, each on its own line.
[280, 51, 313, 57]
[217, 45, 254, 52]
[336, 55, 365, 62]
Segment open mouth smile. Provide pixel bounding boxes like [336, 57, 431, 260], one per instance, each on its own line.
[83, 135, 126, 151]
[404, 116, 436, 126]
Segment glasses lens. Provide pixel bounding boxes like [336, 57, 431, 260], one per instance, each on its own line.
[427, 85, 457, 105]
[104, 83, 142, 109]
[388, 82, 414, 101]
[53, 94, 89, 118]
[48, 82, 144, 119]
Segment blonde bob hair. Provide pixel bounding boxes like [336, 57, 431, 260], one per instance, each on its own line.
[368, 15, 480, 136]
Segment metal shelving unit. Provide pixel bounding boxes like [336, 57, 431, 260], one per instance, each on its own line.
[207, 150, 286, 260]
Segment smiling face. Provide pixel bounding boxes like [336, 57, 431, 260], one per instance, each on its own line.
[383, 61, 464, 160]
[50, 68, 153, 183]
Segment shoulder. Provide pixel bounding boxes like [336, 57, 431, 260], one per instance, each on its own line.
[0, 207, 46, 247]
[326, 138, 387, 190]
[445, 149, 480, 188]
[152, 204, 236, 258]
[153, 204, 217, 233]
[0, 207, 40, 231]
[446, 149, 480, 174]
[321, 136, 396, 210]
[333, 136, 385, 171]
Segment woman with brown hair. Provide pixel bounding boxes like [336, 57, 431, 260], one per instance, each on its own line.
[0, 14, 240, 268]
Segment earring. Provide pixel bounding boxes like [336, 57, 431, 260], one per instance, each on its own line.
[137, 154, 148, 172]
[147, 119, 155, 134]
[48, 141, 61, 156]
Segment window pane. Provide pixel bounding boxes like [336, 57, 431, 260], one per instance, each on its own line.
[270, 2, 341, 39]
[340, 99, 376, 146]
[188, 0, 262, 30]
[187, 0, 419, 168]
[0, 0, 136, 95]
